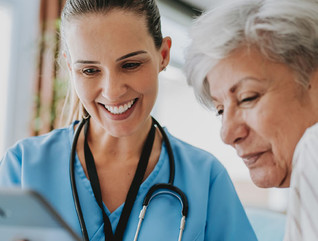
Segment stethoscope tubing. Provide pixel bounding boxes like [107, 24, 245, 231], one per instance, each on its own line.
[70, 117, 90, 241]
[70, 117, 188, 241]
[142, 183, 188, 216]
[133, 186, 187, 241]
[152, 118, 175, 185]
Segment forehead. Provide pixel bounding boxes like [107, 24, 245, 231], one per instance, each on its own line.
[64, 10, 155, 60]
[208, 48, 266, 79]
[206, 47, 306, 107]
[207, 48, 280, 94]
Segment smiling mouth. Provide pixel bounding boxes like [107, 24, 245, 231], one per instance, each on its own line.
[103, 98, 137, 115]
[241, 152, 266, 167]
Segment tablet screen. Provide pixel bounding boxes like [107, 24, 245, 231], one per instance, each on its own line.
[0, 189, 81, 241]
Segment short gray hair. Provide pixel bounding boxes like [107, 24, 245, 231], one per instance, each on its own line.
[185, 0, 318, 109]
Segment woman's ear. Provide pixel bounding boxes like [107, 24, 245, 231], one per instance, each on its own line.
[159, 37, 172, 71]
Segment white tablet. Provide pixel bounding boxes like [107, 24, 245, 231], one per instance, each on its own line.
[0, 188, 81, 241]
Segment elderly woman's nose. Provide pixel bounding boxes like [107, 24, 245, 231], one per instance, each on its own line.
[220, 110, 248, 145]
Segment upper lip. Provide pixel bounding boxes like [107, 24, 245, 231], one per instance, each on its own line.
[101, 98, 137, 107]
[239, 151, 267, 166]
[239, 152, 265, 159]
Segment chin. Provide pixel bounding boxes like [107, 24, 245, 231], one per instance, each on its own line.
[251, 175, 291, 188]
[252, 180, 275, 188]
[250, 172, 278, 188]
[250, 165, 292, 188]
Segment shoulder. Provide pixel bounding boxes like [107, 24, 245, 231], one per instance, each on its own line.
[291, 122, 318, 191]
[1, 122, 76, 165]
[299, 122, 318, 144]
[11, 123, 75, 155]
[293, 122, 318, 167]
[0, 123, 77, 185]
[287, 122, 318, 240]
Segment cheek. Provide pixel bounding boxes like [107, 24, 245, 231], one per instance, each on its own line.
[137, 68, 159, 95]
[72, 78, 96, 103]
[256, 120, 290, 166]
[256, 109, 302, 166]
[249, 102, 285, 144]
[245, 106, 293, 168]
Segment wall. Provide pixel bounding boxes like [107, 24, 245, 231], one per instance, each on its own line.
[0, 0, 40, 156]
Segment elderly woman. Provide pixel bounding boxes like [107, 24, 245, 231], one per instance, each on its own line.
[185, 0, 318, 240]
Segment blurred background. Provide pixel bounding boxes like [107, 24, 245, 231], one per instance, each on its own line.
[0, 0, 288, 216]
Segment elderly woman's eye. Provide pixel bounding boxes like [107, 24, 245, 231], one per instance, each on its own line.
[241, 95, 259, 103]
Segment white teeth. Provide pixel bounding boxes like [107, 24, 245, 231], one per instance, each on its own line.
[104, 99, 135, 114]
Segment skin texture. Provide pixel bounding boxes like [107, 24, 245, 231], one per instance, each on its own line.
[64, 10, 171, 212]
[207, 47, 318, 188]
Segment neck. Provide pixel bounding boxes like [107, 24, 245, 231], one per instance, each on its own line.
[86, 117, 154, 165]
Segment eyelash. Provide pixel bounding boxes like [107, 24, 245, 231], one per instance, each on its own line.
[82, 68, 100, 76]
[122, 62, 142, 70]
[215, 95, 259, 116]
[239, 95, 259, 104]
[80, 60, 144, 77]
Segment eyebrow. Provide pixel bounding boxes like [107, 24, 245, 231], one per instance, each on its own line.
[74, 60, 101, 65]
[229, 76, 261, 93]
[74, 50, 148, 65]
[116, 50, 148, 62]
[210, 76, 260, 101]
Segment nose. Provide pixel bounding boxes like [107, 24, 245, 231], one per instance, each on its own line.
[220, 107, 248, 146]
[101, 71, 127, 100]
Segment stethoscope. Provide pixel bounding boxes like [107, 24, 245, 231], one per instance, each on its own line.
[70, 116, 188, 241]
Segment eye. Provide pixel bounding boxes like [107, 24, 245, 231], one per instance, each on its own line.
[82, 68, 100, 76]
[241, 95, 258, 102]
[239, 94, 259, 106]
[122, 62, 141, 70]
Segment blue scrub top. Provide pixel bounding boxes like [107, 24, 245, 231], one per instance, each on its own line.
[0, 122, 257, 240]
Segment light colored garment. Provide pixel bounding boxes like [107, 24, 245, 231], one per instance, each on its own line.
[0, 121, 257, 241]
[246, 206, 286, 241]
[284, 122, 318, 241]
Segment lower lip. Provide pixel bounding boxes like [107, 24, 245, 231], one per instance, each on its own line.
[100, 99, 138, 121]
[243, 152, 265, 168]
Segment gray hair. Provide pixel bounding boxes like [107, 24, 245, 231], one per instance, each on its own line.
[185, 0, 318, 109]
